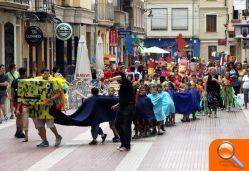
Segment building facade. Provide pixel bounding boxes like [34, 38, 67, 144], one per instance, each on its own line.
[144, 0, 228, 62]
[199, 0, 227, 62]
[0, 0, 30, 68]
[145, 0, 200, 60]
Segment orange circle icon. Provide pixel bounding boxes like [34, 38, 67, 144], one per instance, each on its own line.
[218, 142, 235, 159]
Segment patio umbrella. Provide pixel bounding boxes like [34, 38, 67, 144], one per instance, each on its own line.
[96, 36, 104, 70]
[145, 46, 170, 54]
[74, 35, 92, 80]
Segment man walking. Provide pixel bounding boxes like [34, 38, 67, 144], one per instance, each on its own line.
[36, 68, 62, 147]
[107, 71, 135, 151]
[0, 64, 8, 124]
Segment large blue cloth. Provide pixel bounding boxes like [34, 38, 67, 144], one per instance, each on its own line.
[50, 96, 119, 126]
[136, 95, 155, 120]
[168, 90, 201, 114]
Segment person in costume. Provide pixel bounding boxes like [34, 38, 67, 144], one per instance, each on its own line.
[147, 84, 165, 135]
[89, 88, 107, 145]
[11, 67, 27, 140]
[228, 62, 240, 95]
[35, 68, 62, 147]
[222, 72, 234, 112]
[165, 82, 176, 125]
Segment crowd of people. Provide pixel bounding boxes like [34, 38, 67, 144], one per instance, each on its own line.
[0, 57, 249, 151]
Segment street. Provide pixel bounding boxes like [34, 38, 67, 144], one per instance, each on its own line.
[1, 109, 249, 171]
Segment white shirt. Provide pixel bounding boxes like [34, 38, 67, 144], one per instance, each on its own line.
[242, 75, 249, 89]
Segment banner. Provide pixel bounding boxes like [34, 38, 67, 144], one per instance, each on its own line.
[233, 0, 246, 10]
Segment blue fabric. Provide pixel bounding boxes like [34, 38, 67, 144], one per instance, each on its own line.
[169, 90, 194, 114]
[161, 91, 175, 116]
[135, 95, 156, 120]
[189, 90, 202, 112]
[125, 34, 133, 55]
[147, 93, 166, 121]
[51, 96, 119, 126]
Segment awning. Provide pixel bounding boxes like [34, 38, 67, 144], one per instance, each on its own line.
[233, 23, 249, 27]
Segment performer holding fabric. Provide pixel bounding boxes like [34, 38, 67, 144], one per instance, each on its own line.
[107, 72, 135, 151]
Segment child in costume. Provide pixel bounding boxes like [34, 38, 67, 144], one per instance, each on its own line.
[222, 72, 234, 112]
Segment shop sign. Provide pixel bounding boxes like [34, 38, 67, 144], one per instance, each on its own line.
[218, 39, 226, 46]
[118, 30, 132, 38]
[25, 26, 43, 46]
[56, 23, 73, 41]
[109, 29, 118, 47]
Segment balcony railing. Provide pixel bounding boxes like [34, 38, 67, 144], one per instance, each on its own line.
[98, 2, 114, 21]
[0, 0, 29, 4]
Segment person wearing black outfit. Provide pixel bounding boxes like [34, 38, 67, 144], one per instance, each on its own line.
[206, 67, 221, 117]
[107, 72, 135, 151]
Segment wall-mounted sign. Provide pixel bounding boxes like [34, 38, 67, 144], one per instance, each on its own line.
[109, 29, 118, 47]
[25, 26, 43, 46]
[56, 23, 73, 41]
[118, 30, 132, 38]
[218, 39, 227, 46]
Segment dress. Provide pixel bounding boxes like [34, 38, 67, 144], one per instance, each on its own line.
[206, 75, 221, 109]
[147, 93, 166, 122]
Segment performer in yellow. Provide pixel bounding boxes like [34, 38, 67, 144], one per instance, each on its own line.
[33, 68, 64, 147]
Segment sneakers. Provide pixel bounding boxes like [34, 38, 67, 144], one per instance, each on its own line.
[4, 115, 8, 121]
[10, 115, 15, 119]
[37, 140, 49, 147]
[55, 135, 62, 147]
[117, 146, 130, 151]
[112, 136, 120, 143]
[101, 134, 107, 143]
[89, 139, 98, 145]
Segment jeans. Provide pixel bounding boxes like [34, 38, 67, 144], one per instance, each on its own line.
[91, 125, 104, 140]
[115, 104, 135, 149]
[244, 89, 249, 107]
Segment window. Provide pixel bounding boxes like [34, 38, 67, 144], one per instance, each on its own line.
[208, 46, 217, 59]
[151, 8, 168, 30]
[233, 6, 239, 20]
[172, 8, 188, 30]
[206, 15, 217, 32]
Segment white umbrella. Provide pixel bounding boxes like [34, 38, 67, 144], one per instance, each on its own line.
[96, 36, 104, 70]
[145, 46, 170, 54]
[74, 35, 92, 80]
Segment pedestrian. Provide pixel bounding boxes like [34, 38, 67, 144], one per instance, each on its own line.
[107, 87, 120, 142]
[36, 68, 62, 147]
[11, 68, 28, 140]
[107, 72, 135, 151]
[0, 64, 8, 124]
[52, 66, 62, 78]
[228, 62, 240, 95]
[206, 67, 221, 117]
[89, 87, 107, 145]
[242, 68, 249, 109]
[7, 64, 19, 119]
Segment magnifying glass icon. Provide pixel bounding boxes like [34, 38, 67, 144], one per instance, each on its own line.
[217, 141, 244, 169]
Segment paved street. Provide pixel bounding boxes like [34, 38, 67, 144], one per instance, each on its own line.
[0, 109, 249, 171]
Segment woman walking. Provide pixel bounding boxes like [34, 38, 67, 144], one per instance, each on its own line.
[206, 67, 221, 117]
[242, 68, 249, 109]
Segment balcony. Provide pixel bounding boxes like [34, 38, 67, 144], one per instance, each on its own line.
[98, 2, 114, 26]
[0, 0, 30, 11]
[114, 10, 128, 28]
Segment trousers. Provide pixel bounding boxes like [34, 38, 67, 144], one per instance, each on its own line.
[91, 125, 104, 140]
[115, 104, 135, 149]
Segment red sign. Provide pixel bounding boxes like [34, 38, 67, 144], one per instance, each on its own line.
[109, 29, 118, 47]
[218, 39, 227, 45]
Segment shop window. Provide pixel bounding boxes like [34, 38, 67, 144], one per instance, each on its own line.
[208, 46, 217, 59]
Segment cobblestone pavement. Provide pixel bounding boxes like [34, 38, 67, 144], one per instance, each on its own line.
[0, 108, 249, 171]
